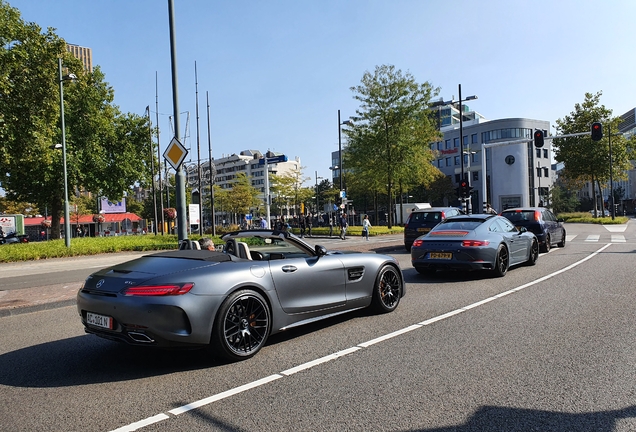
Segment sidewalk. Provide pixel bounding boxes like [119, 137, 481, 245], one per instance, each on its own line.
[0, 235, 404, 317]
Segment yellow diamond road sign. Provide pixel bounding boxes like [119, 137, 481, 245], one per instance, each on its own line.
[163, 137, 188, 170]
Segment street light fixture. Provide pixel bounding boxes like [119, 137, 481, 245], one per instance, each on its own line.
[58, 57, 77, 248]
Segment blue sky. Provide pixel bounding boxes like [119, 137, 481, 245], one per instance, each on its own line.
[7, 0, 636, 188]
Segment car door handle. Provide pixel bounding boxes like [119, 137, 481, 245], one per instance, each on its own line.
[282, 265, 297, 273]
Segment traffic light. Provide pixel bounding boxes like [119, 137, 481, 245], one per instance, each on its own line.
[459, 179, 469, 198]
[591, 122, 603, 141]
[533, 130, 544, 148]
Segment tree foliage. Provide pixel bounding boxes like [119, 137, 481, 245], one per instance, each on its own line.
[553, 92, 634, 214]
[346, 65, 441, 227]
[0, 1, 154, 238]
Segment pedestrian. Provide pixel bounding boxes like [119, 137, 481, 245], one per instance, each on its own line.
[260, 217, 268, 229]
[199, 237, 216, 251]
[299, 215, 306, 237]
[306, 213, 313, 237]
[362, 215, 372, 240]
[328, 214, 334, 237]
[485, 203, 497, 215]
[339, 212, 348, 240]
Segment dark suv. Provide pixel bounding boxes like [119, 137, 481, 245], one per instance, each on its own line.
[403, 207, 463, 251]
[500, 207, 566, 252]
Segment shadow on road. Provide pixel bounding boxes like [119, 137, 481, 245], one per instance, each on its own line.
[402, 404, 636, 432]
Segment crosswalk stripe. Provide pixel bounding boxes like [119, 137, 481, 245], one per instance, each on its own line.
[585, 235, 600, 242]
[611, 235, 626, 243]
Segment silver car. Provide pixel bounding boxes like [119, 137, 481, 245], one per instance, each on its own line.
[77, 230, 404, 361]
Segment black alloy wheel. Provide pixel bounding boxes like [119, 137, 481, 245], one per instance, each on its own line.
[541, 234, 551, 253]
[372, 265, 402, 313]
[526, 240, 539, 266]
[557, 229, 566, 248]
[212, 290, 271, 361]
[493, 244, 509, 277]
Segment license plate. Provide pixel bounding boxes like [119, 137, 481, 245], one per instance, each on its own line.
[86, 312, 113, 329]
[430, 252, 452, 259]
[417, 227, 431, 233]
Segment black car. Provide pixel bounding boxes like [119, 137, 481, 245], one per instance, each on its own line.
[500, 207, 566, 252]
[403, 207, 463, 251]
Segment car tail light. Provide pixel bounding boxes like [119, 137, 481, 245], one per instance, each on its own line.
[441, 211, 446, 219]
[461, 240, 490, 247]
[534, 211, 541, 221]
[123, 283, 194, 296]
[413, 239, 424, 247]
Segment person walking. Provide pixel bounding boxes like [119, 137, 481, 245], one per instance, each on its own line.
[299, 215, 306, 238]
[328, 214, 334, 237]
[339, 212, 348, 240]
[362, 215, 372, 241]
[306, 213, 313, 237]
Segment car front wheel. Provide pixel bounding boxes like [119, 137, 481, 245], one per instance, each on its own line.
[372, 265, 402, 313]
[211, 289, 271, 361]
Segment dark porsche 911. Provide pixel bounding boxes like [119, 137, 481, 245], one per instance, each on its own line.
[410, 214, 539, 277]
[77, 230, 404, 361]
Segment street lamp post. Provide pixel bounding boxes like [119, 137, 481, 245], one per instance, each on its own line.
[337, 110, 352, 210]
[458, 84, 478, 214]
[315, 171, 323, 214]
[58, 58, 76, 248]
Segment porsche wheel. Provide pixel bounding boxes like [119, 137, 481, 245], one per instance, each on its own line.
[212, 290, 271, 361]
[526, 239, 539, 266]
[493, 245, 509, 277]
[372, 265, 402, 313]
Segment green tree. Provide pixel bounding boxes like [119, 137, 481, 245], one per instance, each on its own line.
[221, 172, 260, 224]
[346, 65, 441, 227]
[553, 92, 633, 216]
[0, 1, 154, 239]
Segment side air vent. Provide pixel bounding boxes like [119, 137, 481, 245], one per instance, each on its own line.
[347, 267, 364, 281]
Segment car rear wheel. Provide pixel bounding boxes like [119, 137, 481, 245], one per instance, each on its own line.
[526, 239, 539, 266]
[493, 244, 509, 277]
[371, 265, 402, 313]
[557, 229, 566, 248]
[541, 234, 551, 253]
[211, 289, 271, 361]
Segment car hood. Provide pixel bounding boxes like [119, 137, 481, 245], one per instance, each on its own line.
[82, 254, 224, 294]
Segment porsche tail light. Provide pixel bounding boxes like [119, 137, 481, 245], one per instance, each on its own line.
[413, 239, 424, 247]
[123, 283, 194, 296]
[461, 240, 490, 247]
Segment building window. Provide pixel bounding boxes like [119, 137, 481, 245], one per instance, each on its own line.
[543, 149, 548, 158]
[543, 167, 549, 177]
[454, 156, 460, 165]
[472, 171, 479, 181]
[455, 174, 461, 183]
[471, 133, 478, 144]
[536, 148, 542, 158]
[454, 137, 459, 148]
[445, 139, 451, 149]
[446, 157, 451, 167]
[438, 159, 443, 168]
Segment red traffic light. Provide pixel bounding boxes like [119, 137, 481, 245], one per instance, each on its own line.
[591, 122, 603, 141]
[460, 180, 468, 188]
[533, 130, 544, 148]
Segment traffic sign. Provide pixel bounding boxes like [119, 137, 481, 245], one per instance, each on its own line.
[258, 155, 288, 165]
[163, 137, 188, 170]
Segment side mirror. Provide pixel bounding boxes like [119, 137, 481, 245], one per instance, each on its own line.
[315, 245, 327, 257]
[517, 226, 527, 233]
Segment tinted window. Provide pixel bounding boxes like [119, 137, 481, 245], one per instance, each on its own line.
[502, 211, 535, 223]
[497, 218, 518, 232]
[438, 219, 483, 231]
[411, 212, 443, 223]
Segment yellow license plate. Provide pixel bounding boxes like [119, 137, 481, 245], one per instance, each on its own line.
[430, 252, 452, 259]
[417, 227, 431, 232]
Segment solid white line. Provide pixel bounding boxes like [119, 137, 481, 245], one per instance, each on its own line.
[112, 243, 612, 431]
[110, 414, 170, 432]
[168, 374, 283, 415]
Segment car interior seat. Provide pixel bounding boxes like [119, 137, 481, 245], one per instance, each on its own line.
[236, 241, 252, 260]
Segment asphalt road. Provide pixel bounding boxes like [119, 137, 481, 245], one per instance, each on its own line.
[1, 223, 636, 431]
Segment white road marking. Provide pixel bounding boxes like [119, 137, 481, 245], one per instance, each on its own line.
[566, 234, 577, 242]
[604, 224, 628, 233]
[110, 243, 613, 432]
[585, 235, 600, 242]
[611, 235, 626, 243]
